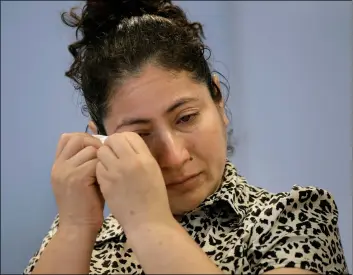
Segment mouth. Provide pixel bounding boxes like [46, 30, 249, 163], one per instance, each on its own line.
[167, 173, 201, 187]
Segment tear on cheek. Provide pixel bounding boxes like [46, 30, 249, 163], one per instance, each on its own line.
[92, 134, 108, 144]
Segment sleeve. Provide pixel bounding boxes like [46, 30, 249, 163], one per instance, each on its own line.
[23, 214, 59, 274]
[247, 186, 349, 275]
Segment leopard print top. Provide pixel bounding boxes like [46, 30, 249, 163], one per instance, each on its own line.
[24, 161, 349, 274]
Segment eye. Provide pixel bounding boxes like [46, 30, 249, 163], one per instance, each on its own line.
[177, 113, 198, 124]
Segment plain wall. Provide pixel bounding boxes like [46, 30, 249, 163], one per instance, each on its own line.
[1, 1, 352, 273]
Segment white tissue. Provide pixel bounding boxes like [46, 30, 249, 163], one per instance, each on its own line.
[92, 134, 108, 144]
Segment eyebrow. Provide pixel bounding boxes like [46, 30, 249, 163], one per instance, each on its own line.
[114, 97, 199, 131]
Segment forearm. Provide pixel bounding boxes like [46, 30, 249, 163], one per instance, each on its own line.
[32, 227, 96, 274]
[126, 218, 223, 274]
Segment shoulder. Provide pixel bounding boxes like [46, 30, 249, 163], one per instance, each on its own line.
[258, 185, 339, 229]
[242, 183, 339, 219]
[246, 184, 341, 245]
[243, 185, 348, 274]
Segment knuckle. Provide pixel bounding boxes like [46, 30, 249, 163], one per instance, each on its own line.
[127, 131, 139, 138]
[51, 163, 67, 184]
[66, 171, 79, 185]
[141, 155, 156, 167]
[96, 161, 103, 173]
[86, 145, 97, 154]
[51, 161, 61, 174]
[111, 132, 121, 138]
[130, 157, 144, 170]
[108, 132, 123, 142]
[84, 135, 102, 148]
[126, 131, 140, 141]
[60, 133, 69, 140]
[71, 135, 82, 143]
[51, 169, 60, 184]
[58, 133, 70, 145]
[96, 146, 106, 158]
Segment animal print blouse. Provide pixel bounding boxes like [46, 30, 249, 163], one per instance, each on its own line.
[24, 161, 348, 274]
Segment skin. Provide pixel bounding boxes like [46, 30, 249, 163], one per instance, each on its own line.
[102, 64, 229, 215]
[33, 133, 104, 274]
[32, 64, 318, 275]
[91, 65, 318, 275]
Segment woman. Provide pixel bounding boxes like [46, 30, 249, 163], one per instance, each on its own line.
[24, 0, 348, 274]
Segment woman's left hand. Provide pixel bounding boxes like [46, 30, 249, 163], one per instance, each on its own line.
[96, 132, 173, 231]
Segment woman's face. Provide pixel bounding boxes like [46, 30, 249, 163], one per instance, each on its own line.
[102, 64, 228, 215]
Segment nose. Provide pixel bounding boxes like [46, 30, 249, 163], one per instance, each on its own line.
[151, 131, 191, 170]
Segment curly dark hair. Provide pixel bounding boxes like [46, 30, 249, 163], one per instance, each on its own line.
[61, 0, 234, 155]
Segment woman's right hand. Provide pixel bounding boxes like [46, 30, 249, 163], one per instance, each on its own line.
[51, 133, 104, 234]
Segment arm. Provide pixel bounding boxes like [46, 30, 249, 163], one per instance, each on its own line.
[125, 217, 223, 274]
[263, 268, 318, 274]
[24, 133, 105, 274]
[31, 226, 96, 274]
[23, 216, 97, 274]
[96, 133, 223, 274]
[249, 186, 349, 275]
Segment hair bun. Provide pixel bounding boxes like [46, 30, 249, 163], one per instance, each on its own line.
[75, 0, 187, 44]
[86, 0, 171, 18]
[62, 0, 204, 58]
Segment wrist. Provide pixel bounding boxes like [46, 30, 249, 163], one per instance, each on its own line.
[57, 225, 98, 244]
[124, 214, 181, 240]
[119, 208, 175, 232]
[122, 216, 222, 274]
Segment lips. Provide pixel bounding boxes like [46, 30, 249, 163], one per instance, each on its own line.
[167, 173, 201, 186]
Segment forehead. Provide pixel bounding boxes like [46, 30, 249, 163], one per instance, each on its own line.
[107, 65, 209, 118]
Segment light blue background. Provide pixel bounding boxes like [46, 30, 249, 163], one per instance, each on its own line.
[1, 1, 352, 273]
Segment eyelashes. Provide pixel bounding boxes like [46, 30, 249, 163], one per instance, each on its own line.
[135, 112, 200, 138]
[176, 112, 199, 124]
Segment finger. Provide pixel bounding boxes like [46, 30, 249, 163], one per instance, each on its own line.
[68, 146, 98, 167]
[96, 146, 118, 171]
[55, 133, 71, 159]
[123, 132, 152, 155]
[57, 136, 82, 161]
[58, 135, 103, 161]
[82, 135, 104, 149]
[56, 133, 101, 159]
[96, 161, 108, 186]
[105, 133, 136, 158]
[77, 158, 99, 181]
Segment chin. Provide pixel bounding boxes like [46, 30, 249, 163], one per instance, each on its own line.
[170, 203, 197, 216]
[169, 189, 210, 215]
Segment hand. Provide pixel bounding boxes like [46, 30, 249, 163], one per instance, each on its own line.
[51, 133, 105, 233]
[96, 132, 173, 231]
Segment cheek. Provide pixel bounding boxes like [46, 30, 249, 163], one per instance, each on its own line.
[192, 114, 228, 156]
[189, 115, 227, 195]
